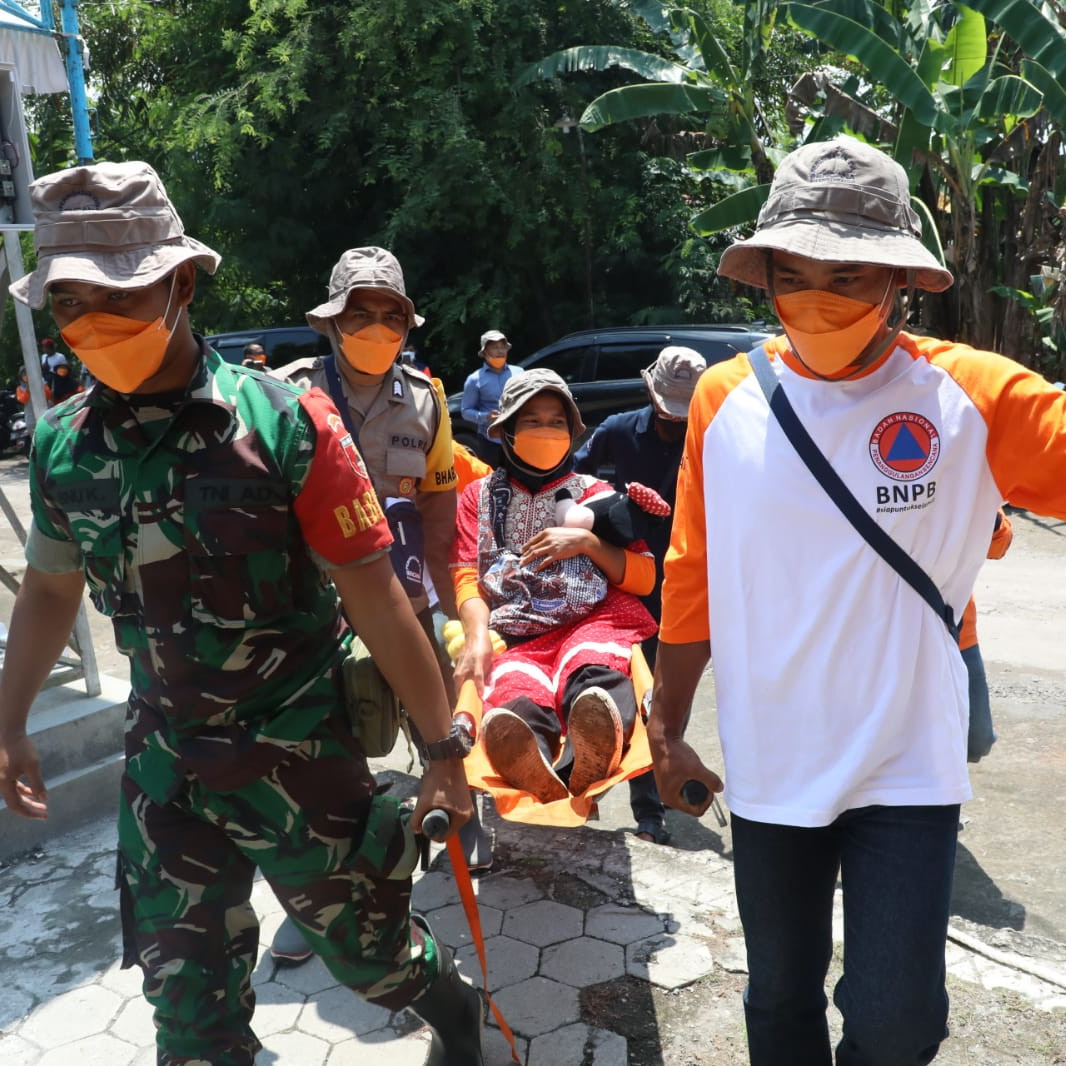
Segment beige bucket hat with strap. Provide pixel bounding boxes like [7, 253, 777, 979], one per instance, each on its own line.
[10, 161, 220, 310]
[306, 246, 424, 333]
[718, 136, 953, 293]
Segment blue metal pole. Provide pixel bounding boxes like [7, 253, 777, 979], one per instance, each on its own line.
[55, 0, 93, 163]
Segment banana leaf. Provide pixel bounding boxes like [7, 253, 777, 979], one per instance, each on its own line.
[964, 0, 1066, 79]
[515, 46, 692, 89]
[690, 184, 771, 235]
[580, 83, 728, 132]
[788, 3, 939, 127]
[1021, 58, 1066, 127]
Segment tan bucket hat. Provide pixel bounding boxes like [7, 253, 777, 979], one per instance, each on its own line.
[642, 346, 707, 418]
[479, 329, 510, 353]
[718, 136, 953, 293]
[488, 367, 585, 439]
[10, 161, 220, 309]
[306, 246, 424, 333]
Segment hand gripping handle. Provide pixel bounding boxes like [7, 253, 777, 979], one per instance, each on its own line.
[681, 780, 728, 828]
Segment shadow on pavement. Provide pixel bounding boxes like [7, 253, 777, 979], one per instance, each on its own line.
[951, 839, 1026, 931]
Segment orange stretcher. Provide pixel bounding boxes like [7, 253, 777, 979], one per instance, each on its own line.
[453, 645, 654, 827]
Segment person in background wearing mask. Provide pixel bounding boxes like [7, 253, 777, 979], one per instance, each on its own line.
[240, 341, 267, 368]
[650, 135, 1066, 1066]
[451, 369, 657, 805]
[575, 345, 706, 844]
[0, 163, 480, 1065]
[272, 247, 466, 959]
[461, 329, 523, 467]
[400, 341, 431, 377]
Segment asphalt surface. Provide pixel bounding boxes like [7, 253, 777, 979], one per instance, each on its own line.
[1, 458, 1065, 1063]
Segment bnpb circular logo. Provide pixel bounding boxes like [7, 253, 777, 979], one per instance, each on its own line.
[869, 412, 940, 481]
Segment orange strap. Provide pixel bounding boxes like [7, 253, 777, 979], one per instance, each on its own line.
[446, 833, 521, 1064]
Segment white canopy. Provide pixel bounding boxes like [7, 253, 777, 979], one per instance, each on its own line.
[0, 9, 69, 95]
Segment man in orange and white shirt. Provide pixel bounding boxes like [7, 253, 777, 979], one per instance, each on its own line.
[648, 136, 1066, 1066]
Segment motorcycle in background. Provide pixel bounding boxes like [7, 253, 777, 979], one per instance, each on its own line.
[0, 387, 27, 455]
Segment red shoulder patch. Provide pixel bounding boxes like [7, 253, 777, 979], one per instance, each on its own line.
[293, 388, 393, 566]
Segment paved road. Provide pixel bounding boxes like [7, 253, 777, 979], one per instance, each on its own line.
[1, 458, 1065, 1063]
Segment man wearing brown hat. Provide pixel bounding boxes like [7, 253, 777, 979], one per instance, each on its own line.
[648, 135, 1066, 1065]
[461, 328, 524, 466]
[575, 345, 706, 843]
[0, 163, 481, 1065]
[271, 247, 491, 955]
[275, 247, 459, 623]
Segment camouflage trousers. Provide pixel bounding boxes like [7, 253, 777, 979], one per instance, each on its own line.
[116, 717, 437, 1066]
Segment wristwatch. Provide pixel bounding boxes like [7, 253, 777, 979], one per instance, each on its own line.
[422, 721, 474, 761]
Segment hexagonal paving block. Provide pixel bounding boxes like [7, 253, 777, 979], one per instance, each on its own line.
[541, 937, 625, 987]
[326, 1029, 431, 1065]
[109, 993, 156, 1047]
[272, 953, 342, 996]
[626, 932, 716, 989]
[502, 899, 583, 947]
[456, 935, 539, 991]
[20, 984, 123, 1047]
[411, 870, 460, 912]
[586, 903, 665, 946]
[481, 1022, 528, 1066]
[0, 1033, 40, 1066]
[490, 975, 580, 1037]
[244, 980, 305, 1038]
[38, 1032, 138, 1066]
[473, 876, 544, 912]
[256, 1028, 330, 1064]
[422, 901, 502, 950]
[298, 983, 393, 1042]
[528, 1021, 627, 1066]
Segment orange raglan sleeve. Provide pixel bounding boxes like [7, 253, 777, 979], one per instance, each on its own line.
[659, 369, 716, 644]
[451, 477, 486, 609]
[922, 339, 1066, 518]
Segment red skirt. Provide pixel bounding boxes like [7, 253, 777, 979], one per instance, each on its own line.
[483, 588, 656, 723]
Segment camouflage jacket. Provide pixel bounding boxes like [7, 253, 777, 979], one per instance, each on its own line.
[27, 341, 392, 801]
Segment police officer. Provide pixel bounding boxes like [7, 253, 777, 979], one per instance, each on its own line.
[275, 247, 458, 623]
[0, 162, 481, 1066]
[272, 247, 492, 955]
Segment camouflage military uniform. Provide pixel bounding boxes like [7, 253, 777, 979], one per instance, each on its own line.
[26, 343, 439, 1065]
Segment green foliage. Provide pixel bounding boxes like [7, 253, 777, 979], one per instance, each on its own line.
[58, 0, 723, 386]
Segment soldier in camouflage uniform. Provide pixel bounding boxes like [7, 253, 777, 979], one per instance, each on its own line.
[0, 162, 482, 1065]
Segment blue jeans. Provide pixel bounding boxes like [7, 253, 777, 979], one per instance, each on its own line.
[732, 804, 959, 1066]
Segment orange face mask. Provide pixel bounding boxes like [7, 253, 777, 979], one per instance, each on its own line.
[338, 322, 404, 375]
[59, 278, 178, 393]
[774, 287, 892, 378]
[511, 427, 571, 471]
[486, 355, 507, 370]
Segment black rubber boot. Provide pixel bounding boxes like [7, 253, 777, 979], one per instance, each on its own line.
[408, 915, 484, 1066]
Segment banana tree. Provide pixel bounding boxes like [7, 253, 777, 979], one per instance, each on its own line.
[515, 0, 788, 184]
[785, 0, 1052, 352]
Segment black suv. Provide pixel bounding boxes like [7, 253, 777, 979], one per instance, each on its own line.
[447, 323, 774, 450]
[205, 325, 330, 367]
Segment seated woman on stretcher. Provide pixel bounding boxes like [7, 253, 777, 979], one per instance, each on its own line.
[450, 369, 658, 804]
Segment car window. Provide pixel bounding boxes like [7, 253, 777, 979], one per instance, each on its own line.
[527, 343, 594, 384]
[592, 343, 660, 381]
[270, 334, 329, 362]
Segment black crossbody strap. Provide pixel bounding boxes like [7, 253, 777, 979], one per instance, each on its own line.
[748, 346, 959, 641]
[321, 355, 361, 449]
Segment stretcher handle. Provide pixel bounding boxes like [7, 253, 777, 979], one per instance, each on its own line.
[421, 808, 451, 843]
[681, 780, 728, 828]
